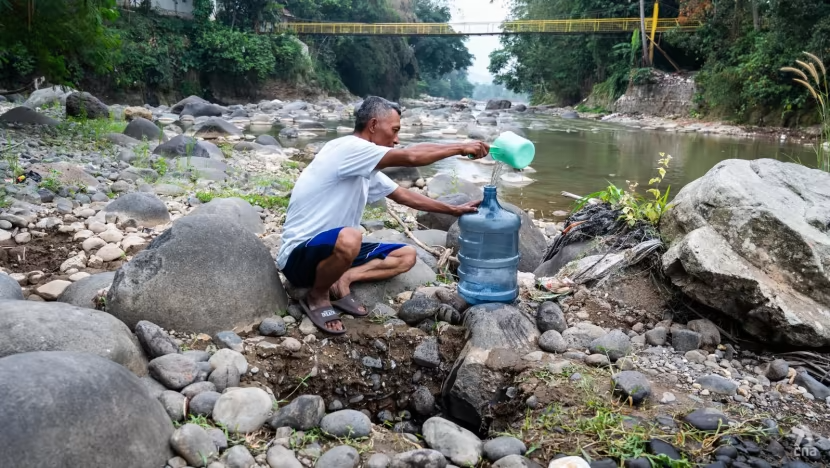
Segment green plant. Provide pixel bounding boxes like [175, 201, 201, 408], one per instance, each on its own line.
[781, 52, 830, 172]
[38, 169, 61, 192]
[151, 158, 169, 176]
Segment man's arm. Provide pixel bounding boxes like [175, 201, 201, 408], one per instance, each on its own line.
[377, 142, 489, 170]
[387, 186, 480, 216]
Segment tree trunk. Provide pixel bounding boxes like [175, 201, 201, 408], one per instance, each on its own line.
[639, 0, 649, 66]
[751, 0, 760, 31]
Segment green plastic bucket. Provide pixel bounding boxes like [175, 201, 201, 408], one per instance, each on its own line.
[489, 131, 535, 169]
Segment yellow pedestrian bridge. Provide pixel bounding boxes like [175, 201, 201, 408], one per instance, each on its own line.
[268, 18, 701, 36]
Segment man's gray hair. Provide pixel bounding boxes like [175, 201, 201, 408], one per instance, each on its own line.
[354, 96, 401, 132]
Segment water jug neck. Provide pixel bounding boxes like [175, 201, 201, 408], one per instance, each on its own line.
[482, 185, 499, 209]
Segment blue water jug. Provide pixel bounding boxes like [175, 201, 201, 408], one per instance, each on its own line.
[457, 185, 521, 305]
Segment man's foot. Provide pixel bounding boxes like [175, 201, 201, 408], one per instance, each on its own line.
[303, 293, 345, 333]
[330, 280, 367, 316]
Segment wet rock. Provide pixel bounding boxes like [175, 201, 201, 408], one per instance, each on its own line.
[102, 192, 170, 227]
[66, 92, 109, 119]
[268, 395, 325, 431]
[423, 417, 483, 466]
[612, 371, 652, 405]
[259, 317, 287, 337]
[212, 387, 272, 434]
[149, 354, 199, 390]
[135, 320, 180, 358]
[589, 330, 631, 361]
[713, 445, 738, 459]
[536, 301, 567, 333]
[389, 449, 447, 468]
[107, 215, 288, 334]
[189, 391, 221, 417]
[315, 445, 359, 468]
[538, 330, 568, 353]
[683, 408, 729, 431]
[483, 436, 527, 461]
[320, 410, 372, 438]
[647, 439, 680, 460]
[0, 300, 147, 374]
[671, 329, 701, 353]
[414, 337, 440, 368]
[696, 375, 737, 395]
[160, 390, 187, 422]
[0, 351, 173, 468]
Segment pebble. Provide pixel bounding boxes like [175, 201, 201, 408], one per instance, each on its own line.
[538, 330, 568, 353]
[68, 271, 91, 282]
[267, 445, 302, 468]
[548, 456, 590, 468]
[696, 375, 738, 395]
[170, 423, 217, 467]
[612, 371, 652, 405]
[35, 280, 71, 300]
[282, 337, 302, 352]
[647, 438, 680, 460]
[96, 243, 124, 262]
[315, 445, 359, 468]
[299, 316, 317, 335]
[212, 387, 273, 434]
[660, 392, 676, 404]
[410, 386, 435, 416]
[214, 331, 244, 352]
[99, 229, 123, 243]
[589, 329, 632, 361]
[537, 301, 568, 333]
[483, 436, 526, 461]
[259, 316, 287, 337]
[209, 349, 248, 374]
[223, 444, 255, 468]
[362, 356, 383, 369]
[585, 354, 610, 367]
[159, 390, 186, 422]
[209, 363, 241, 392]
[14, 232, 32, 244]
[190, 391, 221, 417]
[367, 453, 391, 468]
[413, 337, 440, 368]
[268, 395, 325, 431]
[149, 354, 198, 390]
[671, 329, 701, 353]
[685, 350, 706, 364]
[320, 410, 372, 438]
[389, 449, 447, 468]
[422, 416, 483, 466]
[683, 408, 728, 431]
[181, 381, 216, 399]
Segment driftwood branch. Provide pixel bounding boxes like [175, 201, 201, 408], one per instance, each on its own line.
[385, 208, 458, 265]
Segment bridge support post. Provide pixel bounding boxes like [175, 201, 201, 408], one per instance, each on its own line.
[649, 1, 659, 65]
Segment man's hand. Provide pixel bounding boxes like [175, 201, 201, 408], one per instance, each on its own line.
[450, 199, 481, 216]
[462, 141, 490, 160]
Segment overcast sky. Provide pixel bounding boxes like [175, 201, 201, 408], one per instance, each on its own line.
[449, 0, 509, 84]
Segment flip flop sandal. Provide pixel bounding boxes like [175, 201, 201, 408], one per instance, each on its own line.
[300, 299, 346, 335]
[331, 294, 369, 317]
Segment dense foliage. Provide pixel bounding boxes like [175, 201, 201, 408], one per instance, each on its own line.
[418, 70, 475, 100]
[491, 0, 830, 124]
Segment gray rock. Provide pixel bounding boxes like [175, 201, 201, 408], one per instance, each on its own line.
[682, 408, 728, 431]
[124, 117, 163, 142]
[367, 453, 391, 468]
[149, 354, 199, 390]
[268, 395, 325, 431]
[260, 317, 287, 337]
[65, 92, 109, 119]
[214, 331, 244, 352]
[417, 193, 472, 231]
[696, 375, 738, 395]
[586, 354, 611, 367]
[684, 350, 706, 364]
[589, 330, 632, 361]
[189, 391, 221, 417]
[536, 301, 567, 333]
[0, 274, 24, 300]
[410, 229, 448, 248]
[443, 303, 539, 430]
[141, 376, 168, 400]
[255, 134, 281, 147]
[193, 117, 242, 139]
[171, 423, 217, 466]
[0, 106, 59, 126]
[413, 337, 440, 368]
[184, 350, 211, 362]
[267, 445, 302, 468]
[320, 410, 372, 438]
[103, 192, 170, 227]
[686, 319, 720, 349]
[183, 103, 225, 119]
[283, 101, 308, 111]
[209, 349, 248, 374]
[212, 387, 272, 434]
[172, 96, 209, 114]
[411, 386, 435, 416]
[538, 330, 568, 353]
[492, 455, 544, 468]
[644, 327, 668, 346]
[315, 445, 359, 468]
[107, 215, 288, 334]
[483, 436, 527, 461]
[422, 416, 483, 466]
[671, 329, 701, 353]
[561, 110, 579, 119]
[661, 159, 830, 347]
[350, 258, 436, 308]
[0, 300, 148, 375]
[612, 371, 652, 405]
[223, 445, 255, 468]
[389, 449, 447, 468]
[399, 294, 442, 325]
[486, 99, 511, 110]
[794, 370, 830, 400]
[766, 359, 789, 381]
[22, 86, 67, 108]
[181, 381, 216, 399]
[0, 351, 173, 468]
[153, 135, 218, 159]
[135, 320, 180, 358]
[382, 166, 421, 183]
[562, 322, 605, 349]
[209, 363, 241, 392]
[160, 390, 187, 422]
[189, 197, 265, 235]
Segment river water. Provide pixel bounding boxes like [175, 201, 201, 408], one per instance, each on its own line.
[274, 112, 815, 217]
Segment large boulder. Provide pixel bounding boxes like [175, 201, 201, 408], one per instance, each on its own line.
[29, 161, 99, 186]
[661, 159, 830, 347]
[416, 193, 472, 231]
[382, 166, 421, 183]
[0, 273, 24, 300]
[0, 106, 59, 126]
[426, 173, 482, 200]
[107, 215, 289, 334]
[23, 85, 70, 108]
[181, 102, 225, 118]
[485, 99, 512, 110]
[0, 300, 148, 375]
[442, 303, 539, 431]
[57, 271, 116, 308]
[124, 117, 164, 142]
[448, 201, 546, 273]
[193, 117, 242, 138]
[103, 192, 171, 227]
[153, 135, 220, 159]
[188, 197, 265, 235]
[0, 351, 173, 467]
[65, 92, 109, 119]
[171, 95, 209, 114]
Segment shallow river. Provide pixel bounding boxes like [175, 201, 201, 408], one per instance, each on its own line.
[273, 112, 815, 217]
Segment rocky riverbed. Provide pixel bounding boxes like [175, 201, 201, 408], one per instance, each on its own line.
[1, 88, 830, 468]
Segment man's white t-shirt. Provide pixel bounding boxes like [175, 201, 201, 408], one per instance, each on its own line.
[277, 135, 399, 269]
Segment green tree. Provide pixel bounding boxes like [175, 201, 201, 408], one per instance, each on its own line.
[0, 0, 120, 86]
[419, 70, 474, 99]
[411, 0, 473, 78]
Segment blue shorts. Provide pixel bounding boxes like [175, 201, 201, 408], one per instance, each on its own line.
[282, 227, 408, 288]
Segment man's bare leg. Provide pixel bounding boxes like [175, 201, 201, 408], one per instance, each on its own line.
[306, 227, 362, 331]
[330, 246, 417, 313]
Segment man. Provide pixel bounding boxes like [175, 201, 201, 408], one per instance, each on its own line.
[277, 96, 489, 334]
